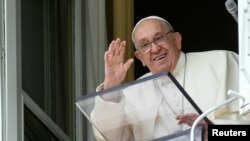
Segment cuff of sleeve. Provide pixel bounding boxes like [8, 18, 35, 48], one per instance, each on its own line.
[96, 83, 104, 92]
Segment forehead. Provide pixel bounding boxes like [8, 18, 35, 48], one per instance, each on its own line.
[133, 20, 168, 42]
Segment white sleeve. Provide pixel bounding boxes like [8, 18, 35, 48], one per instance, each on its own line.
[91, 89, 133, 141]
[214, 51, 250, 124]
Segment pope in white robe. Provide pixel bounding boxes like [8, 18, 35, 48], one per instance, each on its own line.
[90, 16, 250, 141]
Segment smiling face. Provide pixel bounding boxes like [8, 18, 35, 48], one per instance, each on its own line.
[133, 19, 182, 74]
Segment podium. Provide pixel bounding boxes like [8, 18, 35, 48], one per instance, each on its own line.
[76, 72, 208, 141]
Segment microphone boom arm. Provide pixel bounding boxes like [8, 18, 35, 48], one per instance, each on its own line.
[190, 90, 245, 141]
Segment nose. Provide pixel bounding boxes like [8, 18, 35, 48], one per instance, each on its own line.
[150, 42, 161, 52]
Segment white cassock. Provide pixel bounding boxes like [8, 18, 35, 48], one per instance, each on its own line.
[91, 50, 250, 141]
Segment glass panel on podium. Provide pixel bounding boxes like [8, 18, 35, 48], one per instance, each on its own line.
[76, 72, 207, 141]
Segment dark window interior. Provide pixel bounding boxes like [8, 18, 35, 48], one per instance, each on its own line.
[134, 0, 238, 79]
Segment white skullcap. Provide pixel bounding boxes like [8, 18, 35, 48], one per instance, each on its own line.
[132, 16, 174, 40]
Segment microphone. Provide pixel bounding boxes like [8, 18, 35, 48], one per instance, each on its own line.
[225, 0, 238, 23]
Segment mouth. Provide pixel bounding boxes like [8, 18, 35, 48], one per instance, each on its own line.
[153, 53, 167, 61]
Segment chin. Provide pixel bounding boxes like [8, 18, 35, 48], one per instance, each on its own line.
[152, 64, 170, 72]
[152, 69, 168, 74]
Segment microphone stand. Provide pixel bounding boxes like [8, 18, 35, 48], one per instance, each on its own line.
[190, 90, 245, 141]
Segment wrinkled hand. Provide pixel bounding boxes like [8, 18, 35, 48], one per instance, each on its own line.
[176, 113, 206, 127]
[176, 113, 208, 139]
[103, 38, 134, 89]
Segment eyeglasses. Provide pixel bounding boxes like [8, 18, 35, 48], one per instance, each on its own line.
[138, 31, 173, 53]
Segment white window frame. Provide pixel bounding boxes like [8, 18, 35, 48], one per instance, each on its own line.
[1, 0, 23, 141]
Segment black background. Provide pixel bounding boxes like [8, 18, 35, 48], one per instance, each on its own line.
[134, 0, 238, 79]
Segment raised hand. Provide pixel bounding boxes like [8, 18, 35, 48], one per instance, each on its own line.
[103, 38, 134, 89]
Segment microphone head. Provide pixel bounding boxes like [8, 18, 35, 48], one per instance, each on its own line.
[225, 0, 237, 14]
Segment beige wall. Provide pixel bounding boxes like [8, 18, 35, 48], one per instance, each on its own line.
[106, 0, 134, 82]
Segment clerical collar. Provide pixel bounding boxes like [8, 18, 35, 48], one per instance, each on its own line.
[172, 52, 186, 77]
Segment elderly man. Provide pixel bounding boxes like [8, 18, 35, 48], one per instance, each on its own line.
[91, 16, 245, 141]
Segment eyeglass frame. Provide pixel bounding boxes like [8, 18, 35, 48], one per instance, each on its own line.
[137, 30, 174, 53]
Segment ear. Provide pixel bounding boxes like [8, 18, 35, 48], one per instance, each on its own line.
[134, 50, 146, 66]
[173, 32, 182, 51]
